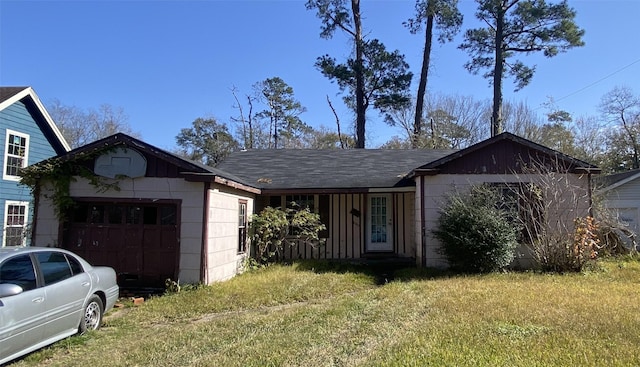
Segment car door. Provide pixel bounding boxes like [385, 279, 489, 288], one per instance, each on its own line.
[0, 254, 46, 363]
[35, 251, 92, 340]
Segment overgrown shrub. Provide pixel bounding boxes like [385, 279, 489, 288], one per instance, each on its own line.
[250, 205, 325, 264]
[531, 216, 602, 272]
[433, 184, 520, 273]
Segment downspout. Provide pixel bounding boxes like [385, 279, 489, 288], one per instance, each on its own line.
[30, 181, 40, 246]
[420, 176, 427, 267]
[200, 182, 211, 284]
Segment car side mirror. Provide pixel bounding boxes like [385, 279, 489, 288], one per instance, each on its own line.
[0, 283, 24, 298]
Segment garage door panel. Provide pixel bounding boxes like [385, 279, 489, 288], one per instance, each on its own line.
[62, 202, 180, 287]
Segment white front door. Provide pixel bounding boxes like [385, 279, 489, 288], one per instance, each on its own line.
[366, 194, 393, 252]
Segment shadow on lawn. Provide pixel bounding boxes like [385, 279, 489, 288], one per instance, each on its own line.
[293, 259, 453, 285]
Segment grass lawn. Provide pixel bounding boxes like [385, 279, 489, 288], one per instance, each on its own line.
[11, 258, 640, 367]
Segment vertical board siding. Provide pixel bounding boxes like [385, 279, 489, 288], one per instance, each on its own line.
[279, 192, 414, 260]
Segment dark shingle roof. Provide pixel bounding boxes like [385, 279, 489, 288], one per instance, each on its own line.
[0, 87, 29, 104]
[593, 168, 640, 190]
[217, 149, 455, 190]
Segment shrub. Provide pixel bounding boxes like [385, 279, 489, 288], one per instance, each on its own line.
[433, 184, 520, 273]
[250, 205, 325, 264]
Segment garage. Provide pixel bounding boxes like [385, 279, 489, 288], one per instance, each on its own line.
[61, 199, 180, 288]
[30, 133, 258, 286]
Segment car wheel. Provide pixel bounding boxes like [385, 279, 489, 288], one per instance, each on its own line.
[79, 295, 104, 334]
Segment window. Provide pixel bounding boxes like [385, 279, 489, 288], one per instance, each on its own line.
[0, 254, 36, 291]
[4, 201, 29, 247]
[286, 195, 315, 211]
[260, 195, 331, 238]
[36, 251, 74, 285]
[69, 202, 177, 226]
[492, 183, 544, 243]
[238, 200, 247, 253]
[3, 130, 29, 181]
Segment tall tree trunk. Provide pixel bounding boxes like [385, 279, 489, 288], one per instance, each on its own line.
[492, 5, 505, 137]
[352, 0, 366, 148]
[414, 10, 434, 148]
[621, 113, 640, 169]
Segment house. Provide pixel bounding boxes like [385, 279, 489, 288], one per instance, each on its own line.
[594, 169, 640, 246]
[218, 132, 600, 268]
[29, 132, 599, 287]
[0, 87, 70, 247]
[29, 133, 258, 287]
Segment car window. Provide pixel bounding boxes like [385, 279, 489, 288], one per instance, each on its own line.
[0, 254, 37, 291]
[66, 254, 84, 275]
[36, 252, 73, 285]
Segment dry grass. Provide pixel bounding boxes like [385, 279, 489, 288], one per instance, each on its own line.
[11, 259, 640, 367]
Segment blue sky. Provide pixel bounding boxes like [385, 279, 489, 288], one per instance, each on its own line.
[1, 0, 639, 149]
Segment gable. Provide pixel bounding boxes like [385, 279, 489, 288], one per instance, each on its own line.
[416, 132, 599, 175]
[1, 101, 62, 165]
[0, 87, 69, 155]
[36, 133, 259, 194]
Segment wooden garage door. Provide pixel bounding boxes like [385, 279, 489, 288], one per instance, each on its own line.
[61, 201, 180, 288]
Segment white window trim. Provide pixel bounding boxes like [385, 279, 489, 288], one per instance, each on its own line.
[3, 129, 30, 181]
[3, 200, 30, 247]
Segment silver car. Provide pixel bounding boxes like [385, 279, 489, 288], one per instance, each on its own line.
[0, 247, 119, 365]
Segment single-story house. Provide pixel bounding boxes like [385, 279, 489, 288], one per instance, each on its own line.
[594, 169, 640, 248]
[29, 132, 599, 286]
[218, 132, 599, 268]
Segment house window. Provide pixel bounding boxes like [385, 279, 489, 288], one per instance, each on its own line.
[3, 130, 29, 181]
[258, 195, 331, 238]
[286, 195, 315, 211]
[238, 200, 248, 253]
[3, 201, 29, 247]
[492, 183, 544, 243]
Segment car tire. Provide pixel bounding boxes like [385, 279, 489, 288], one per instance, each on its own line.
[79, 295, 104, 334]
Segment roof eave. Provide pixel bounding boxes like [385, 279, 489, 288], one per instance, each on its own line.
[181, 172, 261, 194]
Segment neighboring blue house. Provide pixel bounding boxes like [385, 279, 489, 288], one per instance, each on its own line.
[0, 87, 69, 247]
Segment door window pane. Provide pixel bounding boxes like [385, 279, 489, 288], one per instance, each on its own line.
[160, 206, 177, 225]
[370, 197, 387, 243]
[143, 207, 158, 225]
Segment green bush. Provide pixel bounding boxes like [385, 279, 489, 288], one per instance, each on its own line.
[433, 184, 520, 273]
[250, 206, 325, 264]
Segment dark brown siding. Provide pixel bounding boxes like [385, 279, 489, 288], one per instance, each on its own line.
[439, 140, 573, 174]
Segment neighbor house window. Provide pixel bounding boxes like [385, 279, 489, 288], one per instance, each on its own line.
[238, 200, 248, 253]
[3, 201, 29, 247]
[3, 130, 29, 181]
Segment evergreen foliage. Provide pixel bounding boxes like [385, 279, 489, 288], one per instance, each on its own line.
[433, 184, 520, 273]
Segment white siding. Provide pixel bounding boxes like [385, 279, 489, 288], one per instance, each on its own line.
[36, 177, 206, 283]
[205, 186, 254, 283]
[598, 178, 640, 237]
[420, 173, 591, 268]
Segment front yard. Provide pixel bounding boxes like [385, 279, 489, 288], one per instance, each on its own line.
[12, 259, 640, 366]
